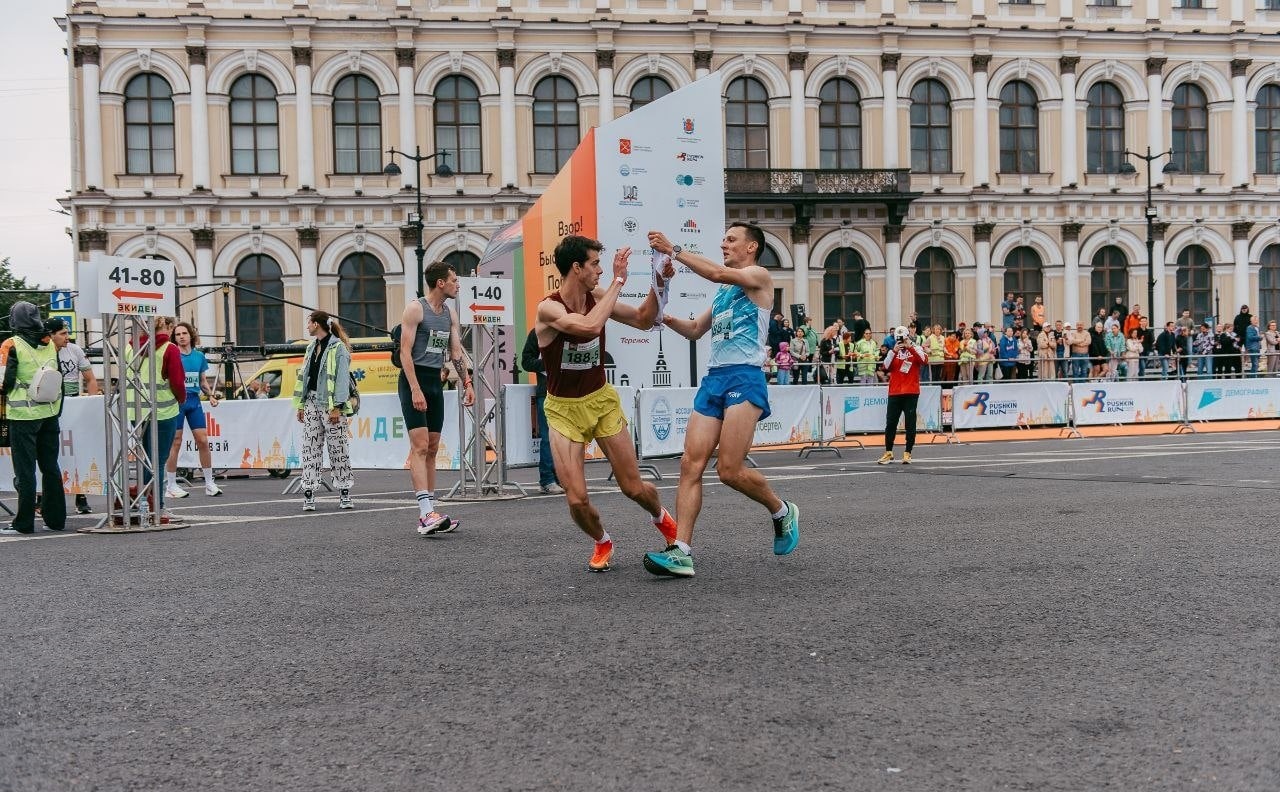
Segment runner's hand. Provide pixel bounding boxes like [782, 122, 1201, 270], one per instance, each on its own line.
[411, 389, 427, 411]
[462, 384, 475, 407]
[612, 247, 631, 283]
[296, 409, 304, 422]
[329, 408, 341, 424]
[646, 231, 673, 255]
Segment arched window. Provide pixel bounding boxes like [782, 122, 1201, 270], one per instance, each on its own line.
[630, 76, 672, 110]
[337, 253, 386, 332]
[725, 77, 770, 169]
[124, 74, 175, 174]
[758, 244, 781, 269]
[230, 75, 279, 174]
[910, 79, 952, 173]
[444, 250, 479, 277]
[1171, 83, 1208, 174]
[914, 248, 955, 329]
[823, 248, 865, 323]
[235, 254, 284, 346]
[333, 75, 381, 174]
[819, 78, 862, 169]
[1089, 245, 1129, 315]
[1086, 81, 1126, 174]
[1255, 84, 1280, 176]
[1260, 245, 1280, 325]
[999, 80, 1039, 174]
[1003, 246, 1043, 298]
[533, 76, 579, 174]
[1175, 245, 1213, 322]
[434, 75, 482, 174]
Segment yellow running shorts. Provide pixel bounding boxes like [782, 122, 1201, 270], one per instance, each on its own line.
[544, 384, 628, 444]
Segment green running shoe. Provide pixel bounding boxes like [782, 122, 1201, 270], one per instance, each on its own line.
[643, 545, 695, 577]
[773, 501, 800, 555]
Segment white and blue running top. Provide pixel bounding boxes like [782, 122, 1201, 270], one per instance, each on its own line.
[707, 282, 769, 369]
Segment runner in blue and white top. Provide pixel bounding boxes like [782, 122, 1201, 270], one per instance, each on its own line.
[642, 223, 800, 579]
[164, 321, 224, 499]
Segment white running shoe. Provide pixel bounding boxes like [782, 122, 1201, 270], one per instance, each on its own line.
[165, 484, 189, 499]
[338, 489, 353, 510]
[204, 482, 223, 497]
[302, 490, 316, 511]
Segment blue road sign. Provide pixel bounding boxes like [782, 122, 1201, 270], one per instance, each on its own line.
[50, 289, 74, 311]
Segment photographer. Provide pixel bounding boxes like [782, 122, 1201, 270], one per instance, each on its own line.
[877, 326, 928, 466]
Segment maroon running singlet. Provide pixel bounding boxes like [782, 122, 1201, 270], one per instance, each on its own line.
[539, 292, 607, 398]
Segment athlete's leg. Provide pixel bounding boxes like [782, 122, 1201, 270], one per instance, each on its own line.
[595, 428, 661, 518]
[406, 427, 443, 492]
[548, 426, 603, 542]
[674, 411, 721, 545]
[714, 401, 785, 515]
[165, 423, 185, 475]
[193, 427, 212, 469]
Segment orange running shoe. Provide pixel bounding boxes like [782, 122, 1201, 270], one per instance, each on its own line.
[655, 509, 678, 545]
[588, 539, 614, 572]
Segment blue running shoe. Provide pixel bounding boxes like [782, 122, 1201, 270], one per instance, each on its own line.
[643, 545, 695, 577]
[773, 501, 799, 555]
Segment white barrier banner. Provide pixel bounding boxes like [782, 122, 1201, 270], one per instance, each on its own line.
[820, 387, 842, 442]
[503, 384, 538, 466]
[754, 386, 822, 446]
[638, 387, 697, 458]
[952, 382, 1070, 429]
[826, 386, 944, 433]
[1072, 381, 1185, 426]
[1186, 379, 1280, 421]
[0, 396, 108, 495]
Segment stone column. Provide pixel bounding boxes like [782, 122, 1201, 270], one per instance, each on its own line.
[192, 227, 216, 332]
[1230, 59, 1251, 188]
[1059, 56, 1079, 188]
[789, 51, 808, 169]
[396, 48, 417, 189]
[1233, 221, 1254, 310]
[498, 48, 517, 189]
[1062, 222, 1082, 321]
[401, 224, 420, 298]
[792, 218, 810, 312]
[187, 46, 211, 190]
[75, 46, 103, 190]
[597, 50, 615, 125]
[972, 56, 992, 187]
[298, 226, 320, 311]
[694, 50, 713, 81]
[885, 223, 903, 327]
[881, 53, 900, 169]
[974, 222, 995, 321]
[1151, 221, 1169, 326]
[293, 47, 315, 190]
[1146, 58, 1165, 164]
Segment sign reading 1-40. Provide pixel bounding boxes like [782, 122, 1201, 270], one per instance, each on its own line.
[95, 255, 176, 316]
[457, 276, 513, 326]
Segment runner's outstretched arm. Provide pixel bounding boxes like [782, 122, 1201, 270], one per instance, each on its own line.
[539, 247, 631, 338]
[662, 308, 712, 341]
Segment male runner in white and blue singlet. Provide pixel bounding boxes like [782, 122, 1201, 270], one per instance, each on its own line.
[642, 223, 799, 578]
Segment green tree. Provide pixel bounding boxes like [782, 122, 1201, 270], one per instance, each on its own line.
[0, 257, 50, 341]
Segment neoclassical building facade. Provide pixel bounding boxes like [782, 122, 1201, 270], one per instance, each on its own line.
[61, 0, 1280, 343]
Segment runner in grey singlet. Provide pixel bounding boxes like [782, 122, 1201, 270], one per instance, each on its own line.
[410, 297, 454, 369]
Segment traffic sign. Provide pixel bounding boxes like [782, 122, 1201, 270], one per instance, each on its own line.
[50, 289, 74, 311]
[48, 310, 77, 340]
[457, 277, 513, 326]
[95, 255, 175, 317]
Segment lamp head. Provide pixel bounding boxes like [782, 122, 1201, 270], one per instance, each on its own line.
[434, 150, 453, 178]
[1118, 162, 1137, 175]
[1162, 161, 1180, 175]
[383, 161, 403, 177]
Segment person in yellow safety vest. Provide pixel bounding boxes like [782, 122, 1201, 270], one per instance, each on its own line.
[854, 327, 879, 384]
[0, 302, 65, 534]
[126, 316, 187, 523]
[835, 330, 854, 384]
[291, 310, 355, 512]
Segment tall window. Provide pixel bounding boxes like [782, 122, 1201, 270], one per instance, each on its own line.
[1260, 245, 1280, 325]
[1090, 246, 1128, 315]
[823, 248, 865, 322]
[759, 245, 781, 269]
[434, 75, 482, 174]
[1175, 245, 1213, 322]
[999, 81, 1040, 174]
[235, 254, 285, 346]
[533, 76, 579, 174]
[1003, 247, 1044, 298]
[818, 78, 862, 169]
[910, 79, 952, 173]
[333, 75, 381, 174]
[914, 248, 955, 329]
[230, 75, 279, 174]
[1256, 84, 1280, 176]
[726, 77, 770, 169]
[1086, 82, 1125, 174]
[630, 76, 672, 110]
[337, 253, 386, 332]
[444, 250, 479, 277]
[1171, 83, 1208, 174]
[124, 74, 175, 174]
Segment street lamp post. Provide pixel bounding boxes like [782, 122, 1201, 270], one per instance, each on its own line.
[1120, 147, 1179, 328]
[383, 147, 453, 298]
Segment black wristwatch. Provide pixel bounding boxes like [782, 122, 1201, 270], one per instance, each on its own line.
[671, 244, 683, 256]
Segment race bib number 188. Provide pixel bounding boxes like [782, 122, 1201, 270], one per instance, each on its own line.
[561, 338, 601, 370]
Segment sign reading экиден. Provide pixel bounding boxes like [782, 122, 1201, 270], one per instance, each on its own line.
[93, 254, 175, 317]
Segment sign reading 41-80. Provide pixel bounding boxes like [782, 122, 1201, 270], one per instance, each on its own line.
[96, 255, 176, 316]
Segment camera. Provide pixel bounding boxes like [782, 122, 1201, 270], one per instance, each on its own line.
[893, 326, 909, 342]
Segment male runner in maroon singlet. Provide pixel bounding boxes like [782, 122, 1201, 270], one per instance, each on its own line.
[535, 235, 678, 572]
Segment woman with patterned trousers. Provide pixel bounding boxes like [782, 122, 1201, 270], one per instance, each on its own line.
[292, 311, 354, 511]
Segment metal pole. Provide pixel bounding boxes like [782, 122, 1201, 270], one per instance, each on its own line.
[221, 284, 234, 399]
[1145, 147, 1156, 328]
[415, 145, 426, 299]
[470, 320, 485, 492]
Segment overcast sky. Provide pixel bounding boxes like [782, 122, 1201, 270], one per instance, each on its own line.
[0, 2, 74, 288]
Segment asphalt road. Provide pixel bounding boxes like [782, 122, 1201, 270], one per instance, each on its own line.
[2, 431, 1278, 792]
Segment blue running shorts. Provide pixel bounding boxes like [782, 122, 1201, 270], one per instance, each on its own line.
[179, 397, 207, 430]
[692, 363, 771, 421]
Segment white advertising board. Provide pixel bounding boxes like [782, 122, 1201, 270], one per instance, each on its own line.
[456, 277, 513, 327]
[93, 254, 175, 317]
[826, 386, 945, 433]
[0, 396, 107, 495]
[637, 387, 698, 458]
[754, 386, 822, 446]
[1186, 379, 1280, 421]
[951, 382, 1070, 430]
[1072, 381, 1186, 426]
[503, 384, 637, 467]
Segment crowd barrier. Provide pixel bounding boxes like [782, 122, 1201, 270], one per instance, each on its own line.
[1, 378, 1275, 494]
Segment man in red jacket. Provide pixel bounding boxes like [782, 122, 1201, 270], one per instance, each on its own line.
[878, 325, 928, 465]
